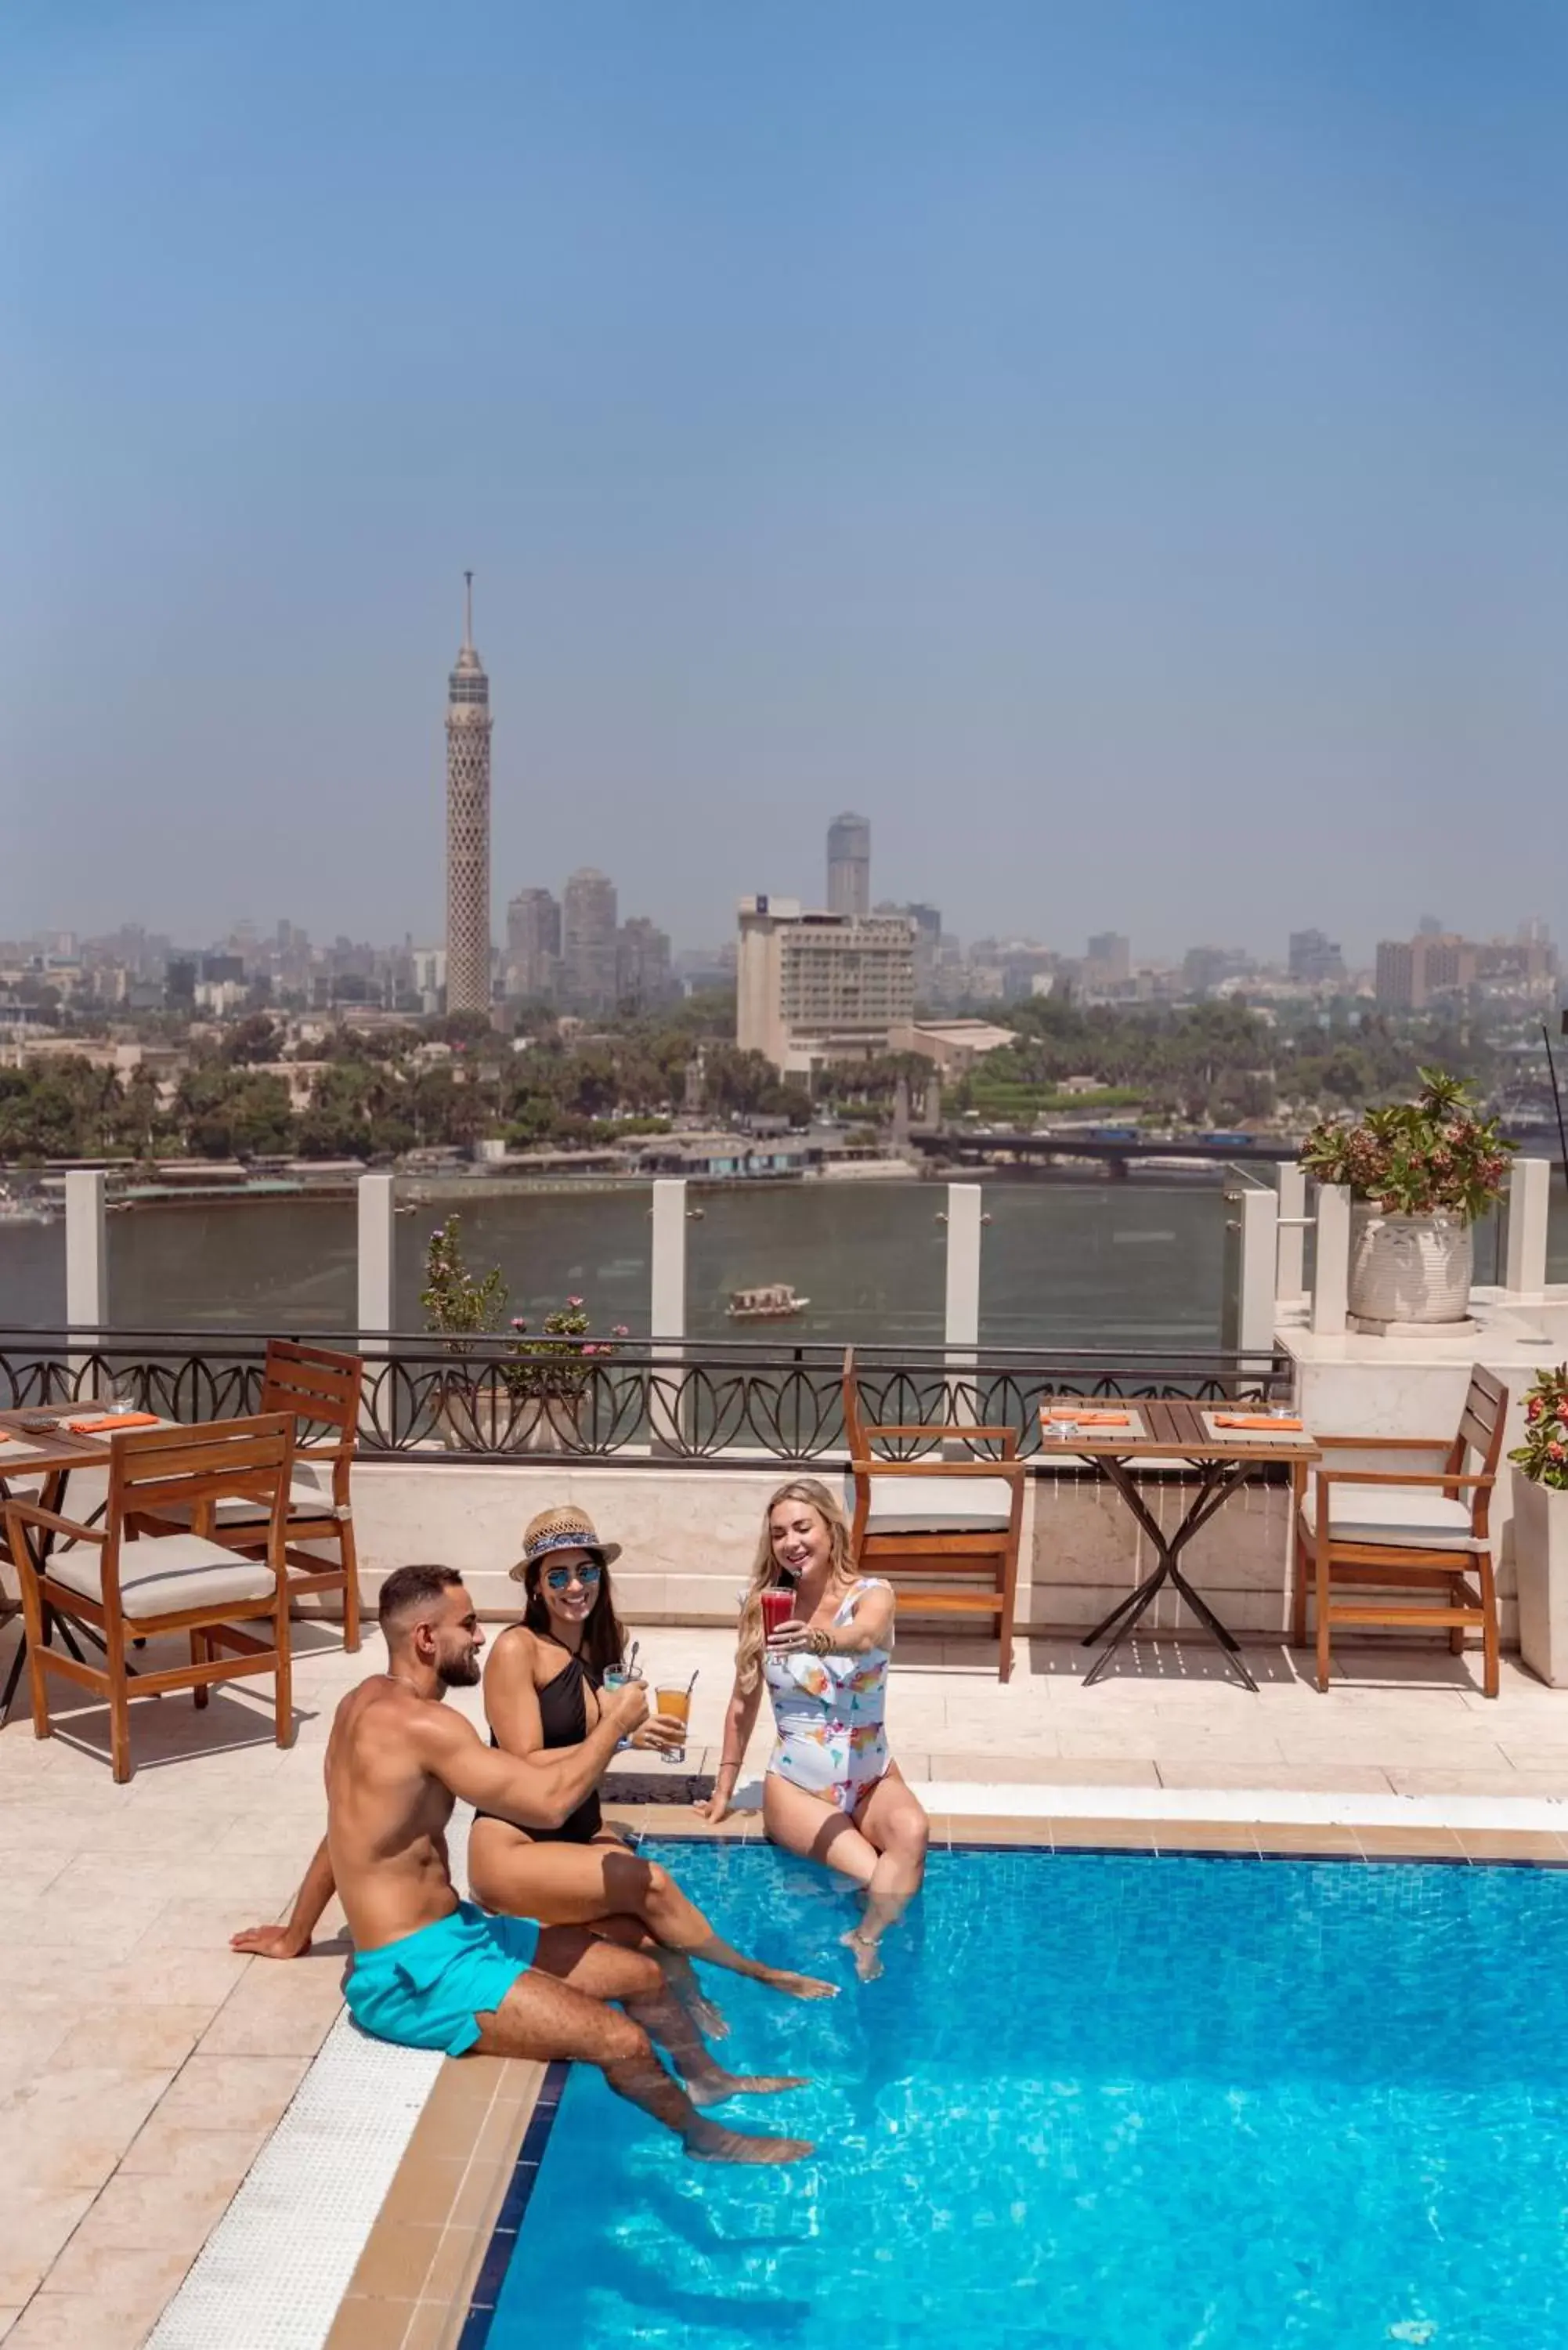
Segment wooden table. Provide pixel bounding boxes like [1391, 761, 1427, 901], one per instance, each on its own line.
[0, 1408, 151, 1723]
[1036, 1399, 1321, 1691]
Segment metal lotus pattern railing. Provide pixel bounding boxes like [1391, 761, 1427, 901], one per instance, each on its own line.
[0, 1331, 1288, 1467]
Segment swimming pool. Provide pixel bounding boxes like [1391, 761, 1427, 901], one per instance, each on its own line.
[462, 1840, 1568, 2348]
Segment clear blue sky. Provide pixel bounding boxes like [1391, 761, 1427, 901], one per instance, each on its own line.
[3, 0, 1566, 962]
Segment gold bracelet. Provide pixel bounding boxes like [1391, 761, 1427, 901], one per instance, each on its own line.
[808, 1627, 832, 1656]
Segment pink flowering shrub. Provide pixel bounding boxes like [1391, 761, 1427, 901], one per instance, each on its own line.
[1510, 1365, 1568, 1491]
[1299, 1069, 1512, 1224]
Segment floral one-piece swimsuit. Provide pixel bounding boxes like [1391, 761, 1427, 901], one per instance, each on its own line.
[764, 1577, 893, 1815]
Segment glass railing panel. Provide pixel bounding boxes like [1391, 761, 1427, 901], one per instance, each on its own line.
[108, 1195, 357, 1332]
[395, 1180, 655, 1341]
[685, 1178, 945, 1347]
[1548, 1170, 1568, 1283]
[978, 1177, 1228, 1350]
[0, 1209, 66, 1325]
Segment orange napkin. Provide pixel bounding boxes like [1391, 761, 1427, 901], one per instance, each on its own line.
[1213, 1413, 1303, 1432]
[66, 1412, 162, 1435]
[1041, 1408, 1133, 1427]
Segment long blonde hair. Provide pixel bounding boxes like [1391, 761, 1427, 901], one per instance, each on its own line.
[735, 1477, 854, 1694]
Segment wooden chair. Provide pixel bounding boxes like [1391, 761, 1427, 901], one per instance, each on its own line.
[2, 1414, 296, 1781]
[143, 1340, 364, 1651]
[1292, 1365, 1508, 1697]
[841, 1347, 1025, 1682]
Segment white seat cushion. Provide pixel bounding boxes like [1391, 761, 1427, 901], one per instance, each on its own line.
[48, 1533, 278, 1620]
[210, 1477, 348, 1526]
[154, 1477, 348, 1529]
[848, 1470, 1014, 1535]
[1302, 1484, 1480, 1553]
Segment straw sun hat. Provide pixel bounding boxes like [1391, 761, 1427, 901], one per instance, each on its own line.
[509, 1504, 622, 1582]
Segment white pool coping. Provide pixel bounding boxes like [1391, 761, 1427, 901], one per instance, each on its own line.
[143, 1777, 1568, 2349]
[919, 1782, 1568, 1831]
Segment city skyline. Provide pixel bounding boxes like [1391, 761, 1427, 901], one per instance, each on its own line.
[5, 5, 1566, 959]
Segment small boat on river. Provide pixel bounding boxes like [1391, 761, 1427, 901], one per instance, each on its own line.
[726, 1282, 809, 1321]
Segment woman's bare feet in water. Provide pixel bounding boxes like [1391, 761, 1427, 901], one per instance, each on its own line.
[841, 1926, 884, 1983]
[685, 2121, 814, 2164]
[685, 2067, 810, 2108]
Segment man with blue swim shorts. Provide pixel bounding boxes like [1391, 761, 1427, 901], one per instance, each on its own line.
[232, 1564, 812, 2164]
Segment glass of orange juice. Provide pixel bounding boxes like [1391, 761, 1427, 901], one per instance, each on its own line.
[654, 1681, 691, 1766]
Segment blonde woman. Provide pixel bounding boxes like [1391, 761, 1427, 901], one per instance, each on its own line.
[696, 1478, 929, 1979]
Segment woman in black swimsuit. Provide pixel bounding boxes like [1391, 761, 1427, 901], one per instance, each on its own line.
[466, 1506, 834, 2016]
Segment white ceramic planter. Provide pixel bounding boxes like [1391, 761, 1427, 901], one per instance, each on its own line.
[1348, 1205, 1472, 1326]
[438, 1381, 585, 1454]
[1512, 1467, 1568, 1687]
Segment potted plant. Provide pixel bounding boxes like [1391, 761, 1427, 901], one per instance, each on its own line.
[1509, 1364, 1568, 1686]
[421, 1216, 627, 1452]
[1299, 1069, 1512, 1329]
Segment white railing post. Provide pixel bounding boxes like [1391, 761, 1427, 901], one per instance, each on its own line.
[1234, 1183, 1278, 1359]
[1504, 1154, 1550, 1299]
[357, 1172, 398, 1442]
[649, 1177, 688, 1452]
[65, 1169, 109, 1390]
[357, 1173, 396, 1341]
[1310, 1183, 1350, 1336]
[1275, 1162, 1307, 1305]
[943, 1182, 982, 1359]
[942, 1180, 985, 1441]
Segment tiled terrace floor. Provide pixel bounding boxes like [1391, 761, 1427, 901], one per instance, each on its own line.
[2, 1616, 1567, 2345]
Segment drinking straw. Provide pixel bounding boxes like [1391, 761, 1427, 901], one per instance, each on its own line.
[625, 1639, 640, 1678]
[685, 1668, 699, 1701]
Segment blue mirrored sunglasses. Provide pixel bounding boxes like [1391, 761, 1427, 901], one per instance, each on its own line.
[544, 1560, 603, 1592]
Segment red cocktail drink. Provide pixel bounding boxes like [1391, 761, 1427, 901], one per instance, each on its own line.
[760, 1587, 793, 1642]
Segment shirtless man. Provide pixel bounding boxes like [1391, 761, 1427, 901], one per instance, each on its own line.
[233, 1564, 811, 2164]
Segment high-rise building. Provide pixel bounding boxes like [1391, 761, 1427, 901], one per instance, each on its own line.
[875, 901, 942, 999]
[826, 813, 871, 918]
[562, 868, 620, 1011]
[504, 889, 561, 1002]
[1375, 939, 1419, 1009]
[616, 916, 674, 1008]
[1375, 933, 1478, 1010]
[1421, 935, 1478, 996]
[1086, 932, 1132, 985]
[1181, 945, 1252, 996]
[737, 895, 915, 1074]
[445, 573, 493, 1015]
[1288, 929, 1346, 986]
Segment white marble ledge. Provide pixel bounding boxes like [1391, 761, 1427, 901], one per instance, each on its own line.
[1283, 1293, 1556, 1368]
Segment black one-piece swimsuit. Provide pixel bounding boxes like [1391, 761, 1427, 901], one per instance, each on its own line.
[475, 1643, 603, 1845]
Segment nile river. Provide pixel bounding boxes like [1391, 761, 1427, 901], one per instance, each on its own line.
[0, 1171, 1529, 1352]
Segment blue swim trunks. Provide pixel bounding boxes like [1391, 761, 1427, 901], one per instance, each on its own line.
[345, 1903, 541, 2055]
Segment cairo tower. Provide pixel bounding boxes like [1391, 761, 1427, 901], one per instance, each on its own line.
[445, 572, 493, 1014]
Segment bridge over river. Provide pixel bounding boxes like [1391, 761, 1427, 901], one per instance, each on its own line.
[907, 1130, 1300, 1173]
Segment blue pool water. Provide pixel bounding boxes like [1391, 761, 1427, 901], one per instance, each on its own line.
[471, 1843, 1568, 2348]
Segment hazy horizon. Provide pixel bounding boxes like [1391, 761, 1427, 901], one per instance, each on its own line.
[5, 1, 1566, 964]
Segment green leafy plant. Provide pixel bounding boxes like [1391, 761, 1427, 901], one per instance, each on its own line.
[421, 1214, 627, 1398]
[1509, 1364, 1568, 1491]
[1299, 1068, 1512, 1223]
[419, 1215, 508, 1347]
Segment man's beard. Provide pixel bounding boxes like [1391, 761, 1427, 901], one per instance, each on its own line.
[435, 1651, 482, 1689]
